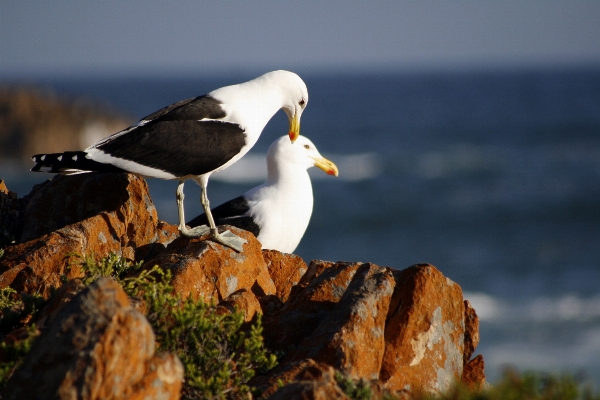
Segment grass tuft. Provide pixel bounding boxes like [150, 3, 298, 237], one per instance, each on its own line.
[72, 252, 143, 285]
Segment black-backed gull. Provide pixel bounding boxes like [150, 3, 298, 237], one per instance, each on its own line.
[31, 70, 309, 251]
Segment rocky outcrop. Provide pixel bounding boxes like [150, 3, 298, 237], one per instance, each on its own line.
[142, 229, 276, 303]
[0, 173, 169, 298]
[253, 262, 481, 396]
[298, 263, 394, 379]
[0, 173, 485, 398]
[0, 87, 131, 162]
[4, 277, 183, 400]
[380, 265, 465, 391]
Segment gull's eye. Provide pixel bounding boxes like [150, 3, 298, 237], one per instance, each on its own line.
[299, 99, 306, 107]
[304, 144, 310, 149]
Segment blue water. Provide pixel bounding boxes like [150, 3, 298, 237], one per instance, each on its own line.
[2, 67, 600, 384]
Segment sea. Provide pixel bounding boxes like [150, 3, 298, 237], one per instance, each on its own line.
[2, 66, 600, 385]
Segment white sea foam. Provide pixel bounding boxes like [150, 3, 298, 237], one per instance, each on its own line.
[465, 291, 600, 322]
[528, 294, 600, 322]
[416, 144, 490, 179]
[465, 291, 600, 384]
[463, 292, 505, 321]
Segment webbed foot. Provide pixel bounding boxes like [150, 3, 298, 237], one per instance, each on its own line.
[209, 229, 247, 252]
[179, 224, 211, 238]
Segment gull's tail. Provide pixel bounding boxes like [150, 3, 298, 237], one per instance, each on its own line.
[31, 151, 125, 175]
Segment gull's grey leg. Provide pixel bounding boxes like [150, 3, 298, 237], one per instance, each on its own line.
[177, 180, 210, 238]
[200, 183, 246, 252]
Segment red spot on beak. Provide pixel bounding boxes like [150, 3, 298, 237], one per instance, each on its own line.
[327, 169, 336, 176]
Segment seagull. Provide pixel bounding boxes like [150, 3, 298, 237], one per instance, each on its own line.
[31, 70, 308, 251]
[187, 135, 338, 253]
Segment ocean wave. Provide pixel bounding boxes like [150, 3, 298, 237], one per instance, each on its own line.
[464, 291, 600, 322]
[466, 291, 600, 383]
[483, 333, 600, 381]
[463, 292, 506, 321]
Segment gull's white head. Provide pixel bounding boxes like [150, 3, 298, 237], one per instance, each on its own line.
[267, 135, 338, 176]
[259, 70, 308, 143]
[213, 70, 308, 143]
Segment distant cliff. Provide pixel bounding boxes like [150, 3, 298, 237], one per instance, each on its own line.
[0, 86, 132, 162]
[0, 174, 485, 399]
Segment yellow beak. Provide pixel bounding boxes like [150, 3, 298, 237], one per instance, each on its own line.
[313, 156, 339, 177]
[288, 113, 300, 143]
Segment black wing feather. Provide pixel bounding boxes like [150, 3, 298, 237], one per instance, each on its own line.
[141, 95, 227, 121]
[96, 120, 246, 177]
[188, 196, 260, 237]
[31, 151, 126, 173]
[31, 94, 245, 177]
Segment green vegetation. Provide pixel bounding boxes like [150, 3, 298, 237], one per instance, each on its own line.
[334, 369, 599, 400]
[0, 324, 39, 392]
[335, 371, 373, 400]
[426, 369, 599, 400]
[0, 287, 45, 335]
[77, 253, 278, 399]
[0, 287, 17, 310]
[69, 251, 143, 285]
[0, 287, 42, 392]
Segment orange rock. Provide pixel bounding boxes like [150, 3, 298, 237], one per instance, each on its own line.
[126, 353, 184, 400]
[380, 264, 465, 394]
[261, 359, 350, 400]
[90, 308, 156, 399]
[0, 173, 169, 298]
[135, 220, 180, 261]
[246, 261, 479, 395]
[462, 354, 486, 391]
[263, 261, 363, 355]
[463, 299, 480, 366]
[295, 259, 337, 289]
[0, 235, 86, 297]
[3, 277, 182, 400]
[143, 226, 276, 303]
[252, 358, 319, 396]
[20, 173, 157, 244]
[262, 249, 307, 302]
[36, 278, 86, 328]
[218, 288, 262, 322]
[269, 379, 350, 400]
[293, 264, 395, 380]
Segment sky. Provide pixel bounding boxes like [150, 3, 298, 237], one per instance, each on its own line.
[1, 1, 600, 77]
